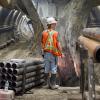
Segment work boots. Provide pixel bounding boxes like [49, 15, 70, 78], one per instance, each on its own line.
[43, 73, 50, 88]
[50, 74, 59, 89]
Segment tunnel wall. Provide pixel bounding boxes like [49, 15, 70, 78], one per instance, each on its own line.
[32, 0, 65, 18]
[0, 6, 34, 43]
[32, 0, 79, 85]
[32, 0, 100, 83]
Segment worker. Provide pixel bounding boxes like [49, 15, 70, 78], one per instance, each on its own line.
[41, 17, 63, 89]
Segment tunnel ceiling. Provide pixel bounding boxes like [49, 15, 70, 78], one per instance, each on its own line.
[0, 0, 100, 9]
[51, 0, 70, 4]
[93, 0, 100, 6]
[51, 0, 100, 5]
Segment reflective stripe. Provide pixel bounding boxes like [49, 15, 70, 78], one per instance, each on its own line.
[42, 30, 62, 56]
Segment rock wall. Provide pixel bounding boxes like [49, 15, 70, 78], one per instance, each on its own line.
[32, 0, 100, 85]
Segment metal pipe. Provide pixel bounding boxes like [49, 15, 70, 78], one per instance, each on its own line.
[13, 68, 23, 75]
[12, 75, 23, 81]
[1, 74, 7, 80]
[25, 74, 44, 84]
[9, 81, 12, 86]
[0, 62, 5, 67]
[12, 81, 22, 87]
[78, 36, 100, 62]
[12, 60, 44, 69]
[24, 60, 44, 66]
[13, 79, 44, 93]
[8, 68, 13, 74]
[82, 28, 100, 42]
[12, 69, 44, 81]
[10, 59, 26, 63]
[1, 80, 6, 86]
[2, 68, 7, 73]
[27, 60, 44, 66]
[13, 64, 44, 75]
[6, 62, 12, 68]
[10, 59, 26, 69]
[12, 63, 23, 69]
[7, 74, 12, 80]
[12, 74, 44, 87]
[25, 69, 44, 79]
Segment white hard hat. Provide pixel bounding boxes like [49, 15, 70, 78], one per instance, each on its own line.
[47, 17, 57, 24]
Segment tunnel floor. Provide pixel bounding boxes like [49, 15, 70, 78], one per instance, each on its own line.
[15, 86, 100, 100]
[15, 87, 81, 100]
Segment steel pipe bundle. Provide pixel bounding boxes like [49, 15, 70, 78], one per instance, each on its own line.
[13, 79, 44, 93]
[13, 64, 44, 75]
[11, 74, 44, 87]
[12, 69, 44, 81]
[12, 60, 44, 69]
[0, 59, 45, 94]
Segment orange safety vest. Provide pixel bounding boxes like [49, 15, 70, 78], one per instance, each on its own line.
[42, 30, 62, 56]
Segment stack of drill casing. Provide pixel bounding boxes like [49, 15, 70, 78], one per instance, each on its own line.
[0, 59, 44, 94]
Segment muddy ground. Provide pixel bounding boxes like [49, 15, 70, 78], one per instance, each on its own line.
[0, 40, 42, 61]
[15, 87, 81, 100]
[15, 86, 100, 100]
